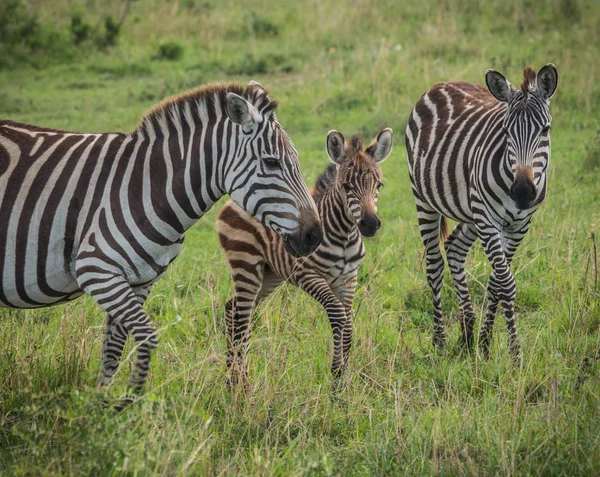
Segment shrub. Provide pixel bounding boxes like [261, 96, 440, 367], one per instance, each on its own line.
[153, 41, 185, 62]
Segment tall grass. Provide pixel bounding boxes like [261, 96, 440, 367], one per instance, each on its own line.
[1, 0, 599, 474]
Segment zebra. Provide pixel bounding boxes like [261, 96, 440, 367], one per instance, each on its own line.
[405, 64, 558, 358]
[0, 80, 322, 400]
[217, 128, 392, 388]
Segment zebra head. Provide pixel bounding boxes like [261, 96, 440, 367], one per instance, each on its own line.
[326, 129, 393, 237]
[486, 64, 559, 210]
[224, 81, 322, 257]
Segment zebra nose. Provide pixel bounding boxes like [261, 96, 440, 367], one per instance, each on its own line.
[303, 222, 323, 251]
[359, 215, 381, 237]
[510, 178, 536, 209]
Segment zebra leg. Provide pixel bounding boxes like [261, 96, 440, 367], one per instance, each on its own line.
[334, 274, 357, 367]
[298, 275, 347, 381]
[478, 230, 521, 358]
[78, 273, 158, 395]
[416, 204, 446, 347]
[444, 223, 477, 348]
[478, 273, 500, 358]
[226, 265, 265, 389]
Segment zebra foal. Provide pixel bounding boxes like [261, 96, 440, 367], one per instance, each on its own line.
[0, 81, 322, 400]
[405, 64, 558, 357]
[217, 129, 392, 387]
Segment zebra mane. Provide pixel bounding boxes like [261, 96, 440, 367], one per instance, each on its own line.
[313, 163, 338, 202]
[520, 67, 537, 94]
[137, 82, 277, 132]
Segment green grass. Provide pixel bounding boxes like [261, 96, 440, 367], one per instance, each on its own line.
[1, 0, 599, 474]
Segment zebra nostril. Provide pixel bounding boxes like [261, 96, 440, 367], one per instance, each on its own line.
[304, 223, 322, 249]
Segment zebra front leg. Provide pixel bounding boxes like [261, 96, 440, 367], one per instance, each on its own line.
[78, 270, 158, 398]
[334, 274, 357, 368]
[478, 275, 499, 358]
[444, 223, 477, 348]
[478, 231, 521, 359]
[299, 275, 347, 382]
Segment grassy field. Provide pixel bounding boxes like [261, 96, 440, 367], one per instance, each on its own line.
[1, 0, 599, 474]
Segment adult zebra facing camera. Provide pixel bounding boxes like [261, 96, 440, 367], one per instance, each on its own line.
[406, 64, 558, 358]
[0, 81, 321, 403]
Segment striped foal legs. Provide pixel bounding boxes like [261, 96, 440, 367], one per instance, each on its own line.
[416, 205, 446, 347]
[444, 223, 478, 347]
[225, 265, 266, 388]
[299, 274, 348, 379]
[334, 275, 357, 367]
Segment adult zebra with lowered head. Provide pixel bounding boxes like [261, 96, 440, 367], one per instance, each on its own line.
[405, 64, 558, 358]
[0, 81, 322, 402]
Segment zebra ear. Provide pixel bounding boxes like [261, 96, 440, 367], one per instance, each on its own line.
[327, 130, 346, 164]
[367, 128, 393, 163]
[486, 69, 514, 103]
[226, 92, 261, 127]
[537, 64, 558, 100]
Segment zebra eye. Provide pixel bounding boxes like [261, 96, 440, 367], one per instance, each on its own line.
[262, 156, 281, 170]
[377, 181, 384, 189]
[541, 125, 551, 135]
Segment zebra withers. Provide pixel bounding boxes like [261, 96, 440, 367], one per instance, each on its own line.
[217, 128, 392, 388]
[0, 81, 322, 398]
[405, 65, 558, 357]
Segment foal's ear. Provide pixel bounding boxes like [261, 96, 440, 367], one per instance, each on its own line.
[486, 69, 515, 103]
[225, 92, 261, 127]
[327, 130, 346, 164]
[537, 63, 558, 100]
[366, 128, 393, 163]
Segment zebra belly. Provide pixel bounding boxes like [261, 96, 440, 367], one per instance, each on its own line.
[0, 251, 80, 309]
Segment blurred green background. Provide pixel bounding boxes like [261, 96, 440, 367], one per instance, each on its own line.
[1, 0, 599, 475]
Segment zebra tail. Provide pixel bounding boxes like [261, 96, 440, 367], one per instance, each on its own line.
[440, 216, 450, 243]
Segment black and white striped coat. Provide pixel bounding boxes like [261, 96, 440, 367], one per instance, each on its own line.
[405, 65, 558, 357]
[217, 129, 392, 387]
[0, 81, 321, 400]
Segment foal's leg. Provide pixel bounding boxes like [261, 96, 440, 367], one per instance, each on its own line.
[334, 274, 358, 367]
[226, 265, 265, 389]
[297, 274, 348, 381]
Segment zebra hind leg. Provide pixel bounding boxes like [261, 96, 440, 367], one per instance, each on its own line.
[417, 206, 447, 348]
[444, 223, 477, 349]
[227, 266, 265, 392]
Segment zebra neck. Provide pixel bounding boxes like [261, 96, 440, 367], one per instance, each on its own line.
[318, 187, 357, 238]
[128, 114, 227, 242]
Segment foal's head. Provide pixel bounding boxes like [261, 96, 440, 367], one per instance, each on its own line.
[325, 129, 393, 236]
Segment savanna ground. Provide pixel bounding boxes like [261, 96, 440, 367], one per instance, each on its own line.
[1, 0, 599, 475]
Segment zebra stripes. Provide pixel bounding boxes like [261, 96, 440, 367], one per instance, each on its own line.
[0, 81, 321, 397]
[217, 129, 392, 387]
[405, 65, 558, 357]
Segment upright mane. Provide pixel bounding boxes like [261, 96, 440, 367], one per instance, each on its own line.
[135, 82, 278, 133]
[313, 163, 338, 202]
[521, 67, 537, 94]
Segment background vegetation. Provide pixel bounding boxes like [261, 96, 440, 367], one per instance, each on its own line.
[1, 0, 599, 474]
